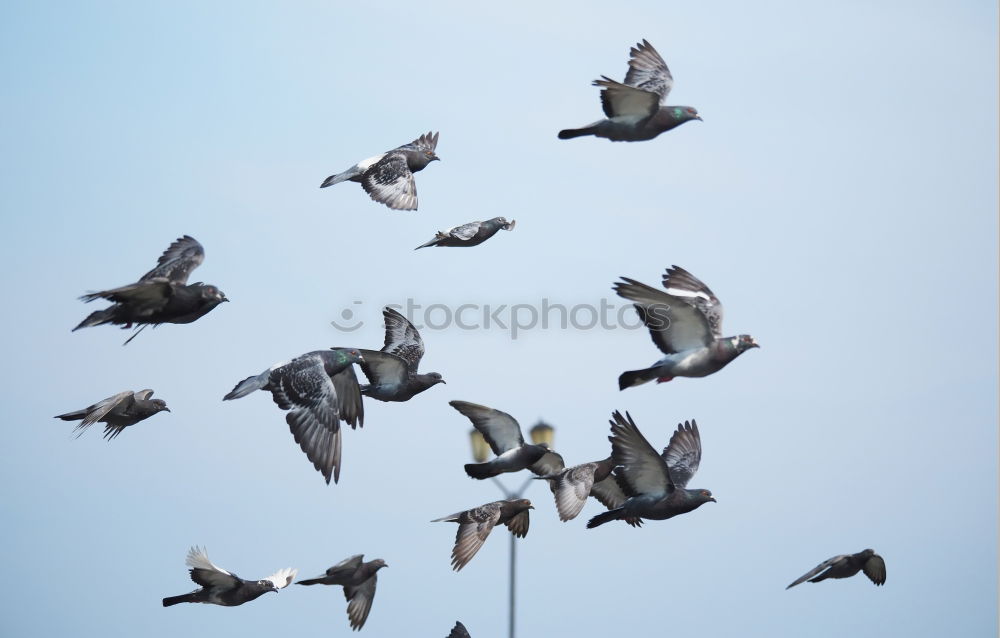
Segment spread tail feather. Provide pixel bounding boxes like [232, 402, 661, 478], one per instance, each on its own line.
[73, 308, 116, 331]
[618, 367, 659, 390]
[223, 370, 271, 400]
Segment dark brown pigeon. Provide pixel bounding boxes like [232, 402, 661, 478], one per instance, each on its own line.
[558, 40, 701, 142]
[162, 546, 296, 607]
[320, 132, 440, 211]
[54, 389, 169, 440]
[786, 549, 886, 589]
[432, 499, 533, 571]
[297, 555, 387, 630]
[449, 401, 550, 479]
[587, 412, 714, 528]
[415, 217, 515, 249]
[357, 308, 445, 402]
[74, 235, 227, 344]
[223, 349, 364, 484]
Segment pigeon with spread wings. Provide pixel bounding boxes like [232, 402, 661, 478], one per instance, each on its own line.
[432, 499, 533, 571]
[449, 401, 550, 479]
[162, 546, 296, 607]
[74, 235, 227, 344]
[615, 265, 758, 389]
[54, 389, 169, 440]
[356, 308, 445, 402]
[415, 217, 515, 249]
[297, 554, 387, 630]
[223, 349, 364, 484]
[559, 40, 701, 142]
[320, 132, 440, 211]
[532, 453, 631, 523]
[786, 550, 886, 589]
[587, 413, 714, 528]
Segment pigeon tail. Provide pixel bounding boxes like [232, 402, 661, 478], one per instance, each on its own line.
[223, 370, 271, 400]
[586, 508, 624, 529]
[294, 577, 325, 586]
[464, 462, 501, 480]
[558, 126, 597, 140]
[414, 235, 445, 250]
[162, 594, 196, 607]
[618, 367, 660, 390]
[73, 308, 116, 331]
[320, 168, 359, 188]
[53, 410, 87, 422]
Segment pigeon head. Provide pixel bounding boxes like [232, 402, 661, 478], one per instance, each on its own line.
[671, 106, 703, 123]
[151, 399, 170, 413]
[736, 334, 759, 352]
[256, 579, 281, 593]
[492, 217, 515, 231]
[509, 498, 534, 513]
[689, 489, 716, 506]
[331, 348, 365, 365]
[198, 285, 229, 305]
[426, 372, 446, 385]
[371, 558, 388, 571]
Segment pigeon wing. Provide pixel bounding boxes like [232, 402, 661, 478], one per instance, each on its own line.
[608, 411, 672, 496]
[331, 365, 364, 430]
[380, 307, 425, 370]
[622, 39, 674, 103]
[186, 546, 241, 589]
[397, 131, 439, 153]
[662, 266, 724, 338]
[614, 277, 714, 353]
[550, 464, 597, 521]
[268, 355, 343, 484]
[786, 555, 845, 589]
[529, 450, 565, 476]
[447, 622, 472, 638]
[450, 503, 502, 571]
[590, 475, 629, 510]
[344, 573, 378, 630]
[449, 222, 482, 241]
[77, 391, 134, 430]
[264, 567, 298, 590]
[660, 420, 702, 488]
[863, 554, 886, 586]
[362, 153, 418, 211]
[140, 235, 205, 284]
[449, 401, 524, 454]
[594, 76, 659, 119]
[325, 554, 364, 580]
[504, 509, 530, 538]
[357, 350, 410, 388]
[80, 280, 175, 316]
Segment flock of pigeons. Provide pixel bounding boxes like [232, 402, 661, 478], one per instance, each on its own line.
[57, 38, 885, 635]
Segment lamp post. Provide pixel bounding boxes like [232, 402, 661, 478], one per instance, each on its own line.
[468, 421, 554, 638]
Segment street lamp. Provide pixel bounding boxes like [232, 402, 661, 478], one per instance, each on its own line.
[468, 420, 554, 638]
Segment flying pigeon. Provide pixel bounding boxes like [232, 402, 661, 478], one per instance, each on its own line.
[587, 412, 714, 528]
[356, 308, 445, 402]
[558, 39, 701, 142]
[447, 621, 471, 638]
[614, 265, 758, 389]
[432, 499, 534, 571]
[786, 549, 886, 589]
[73, 235, 228, 344]
[297, 555, 387, 630]
[415, 217, 515, 249]
[531, 454, 631, 522]
[54, 389, 169, 440]
[320, 132, 440, 211]
[223, 348, 365, 484]
[162, 546, 296, 607]
[449, 401, 550, 479]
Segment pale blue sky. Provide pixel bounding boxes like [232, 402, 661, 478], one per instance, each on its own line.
[1, 1, 996, 636]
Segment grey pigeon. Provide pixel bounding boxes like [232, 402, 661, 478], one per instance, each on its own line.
[415, 217, 515, 249]
[558, 39, 701, 142]
[587, 412, 714, 528]
[786, 549, 886, 589]
[357, 308, 445, 402]
[54, 389, 169, 440]
[615, 265, 758, 389]
[449, 401, 550, 480]
[432, 499, 533, 571]
[446, 621, 471, 638]
[162, 546, 296, 607]
[532, 454, 631, 522]
[320, 132, 440, 211]
[74, 235, 228, 344]
[223, 348, 365, 484]
[297, 555, 387, 630]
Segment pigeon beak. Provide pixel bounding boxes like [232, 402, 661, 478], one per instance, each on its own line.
[751, 338, 760, 348]
[164, 408, 171, 413]
[695, 115, 703, 121]
[709, 497, 717, 503]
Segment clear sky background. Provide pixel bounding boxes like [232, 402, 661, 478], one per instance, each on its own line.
[1, 1, 996, 636]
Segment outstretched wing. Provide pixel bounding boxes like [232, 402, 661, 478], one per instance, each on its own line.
[594, 76, 659, 120]
[863, 554, 886, 586]
[78, 391, 134, 430]
[450, 503, 502, 571]
[661, 420, 702, 488]
[608, 411, 672, 496]
[264, 567, 297, 590]
[344, 573, 378, 629]
[362, 153, 417, 211]
[380, 307, 425, 370]
[186, 546, 240, 589]
[140, 235, 205, 284]
[590, 475, 629, 510]
[80, 280, 175, 317]
[357, 350, 410, 388]
[449, 401, 524, 455]
[397, 131, 439, 153]
[613, 277, 714, 353]
[268, 355, 344, 484]
[326, 554, 364, 580]
[447, 622, 471, 638]
[662, 265, 724, 338]
[785, 555, 844, 589]
[622, 39, 674, 103]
